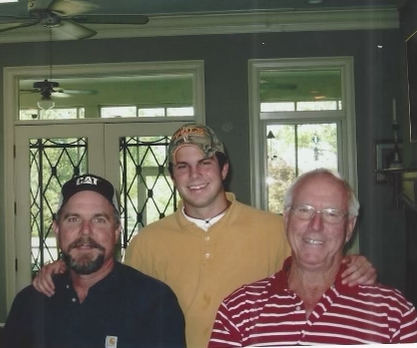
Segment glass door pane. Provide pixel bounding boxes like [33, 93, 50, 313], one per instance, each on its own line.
[266, 123, 338, 213]
[104, 122, 185, 259]
[14, 125, 105, 292]
[29, 137, 88, 274]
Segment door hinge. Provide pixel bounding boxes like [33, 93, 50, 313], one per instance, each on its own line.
[15, 258, 18, 272]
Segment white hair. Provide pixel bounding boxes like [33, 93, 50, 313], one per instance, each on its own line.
[283, 168, 360, 217]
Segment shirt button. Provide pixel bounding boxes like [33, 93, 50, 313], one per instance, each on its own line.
[71, 298, 77, 303]
[66, 285, 70, 289]
[205, 236, 210, 241]
[205, 253, 210, 259]
[296, 306, 301, 311]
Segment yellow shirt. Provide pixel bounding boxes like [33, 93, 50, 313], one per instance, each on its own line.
[125, 193, 290, 348]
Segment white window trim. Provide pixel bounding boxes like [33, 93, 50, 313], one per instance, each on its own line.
[248, 56, 358, 213]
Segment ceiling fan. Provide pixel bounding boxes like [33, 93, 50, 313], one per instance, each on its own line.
[20, 79, 98, 110]
[0, 0, 149, 40]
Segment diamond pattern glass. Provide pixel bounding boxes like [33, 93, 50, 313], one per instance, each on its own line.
[29, 137, 88, 276]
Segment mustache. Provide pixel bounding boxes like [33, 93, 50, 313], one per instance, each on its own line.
[67, 236, 105, 252]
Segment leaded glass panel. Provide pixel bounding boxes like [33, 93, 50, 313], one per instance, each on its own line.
[29, 137, 88, 276]
[119, 136, 178, 256]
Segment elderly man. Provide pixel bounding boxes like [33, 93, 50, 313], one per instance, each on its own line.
[208, 169, 417, 346]
[32, 125, 377, 348]
[5, 174, 185, 348]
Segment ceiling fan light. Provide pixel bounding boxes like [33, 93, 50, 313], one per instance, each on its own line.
[37, 95, 55, 111]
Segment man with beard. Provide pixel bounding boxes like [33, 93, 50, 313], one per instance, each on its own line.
[4, 174, 185, 348]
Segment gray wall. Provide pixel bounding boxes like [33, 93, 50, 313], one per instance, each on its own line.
[0, 28, 408, 321]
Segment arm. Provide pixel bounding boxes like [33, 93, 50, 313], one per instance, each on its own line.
[396, 306, 417, 343]
[208, 303, 243, 348]
[144, 286, 186, 348]
[32, 260, 66, 297]
[341, 254, 377, 287]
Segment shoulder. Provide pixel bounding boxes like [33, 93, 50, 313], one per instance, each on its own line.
[237, 201, 283, 220]
[113, 262, 176, 294]
[230, 195, 283, 222]
[229, 199, 285, 237]
[355, 284, 416, 312]
[12, 284, 39, 303]
[129, 212, 180, 242]
[222, 273, 277, 306]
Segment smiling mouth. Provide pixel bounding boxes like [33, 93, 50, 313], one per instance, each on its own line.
[189, 183, 208, 190]
[303, 238, 324, 245]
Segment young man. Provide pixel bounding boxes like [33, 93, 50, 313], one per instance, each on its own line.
[208, 169, 417, 346]
[6, 174, 185, 348]
[33, 125, 376, 348]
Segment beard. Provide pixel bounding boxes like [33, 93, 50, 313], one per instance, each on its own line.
[62, 236, 105, 275]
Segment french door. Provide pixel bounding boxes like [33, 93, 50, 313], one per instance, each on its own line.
[13, 122, 184, 295]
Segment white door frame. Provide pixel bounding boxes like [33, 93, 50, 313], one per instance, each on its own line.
[3, 60, 205, 312]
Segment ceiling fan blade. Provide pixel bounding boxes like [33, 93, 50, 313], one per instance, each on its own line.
[20, 89, 39, 94]
[51, 91, 72, 98]
[52, 87, 97, 97]
[49, 0, 98, 16]
[54, 20, 96, 39]
[73, 14, 149, 25]
[60, 89, 97, 95]
[0, 19, 40, 33]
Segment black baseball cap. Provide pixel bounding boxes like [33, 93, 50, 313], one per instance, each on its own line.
[57, 174, 119, 213]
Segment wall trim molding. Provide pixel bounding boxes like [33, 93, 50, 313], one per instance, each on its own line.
[0, 8, 399, 43]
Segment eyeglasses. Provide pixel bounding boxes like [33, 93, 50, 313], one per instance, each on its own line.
[290, 204, 347, 224]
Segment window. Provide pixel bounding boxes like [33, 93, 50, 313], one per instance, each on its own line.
[249, 57, 357, 216]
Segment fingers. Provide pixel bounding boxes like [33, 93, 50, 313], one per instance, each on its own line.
[32, 260, 66, 297]
[341, 254, 377, 287]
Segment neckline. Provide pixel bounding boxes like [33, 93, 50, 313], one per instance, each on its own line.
[184, 201, 231, 224]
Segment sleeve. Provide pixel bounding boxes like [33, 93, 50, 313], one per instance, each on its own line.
[395, 305, 417, 343]
[208, 302, 242, 348]
[142, 285, 186, 348]
[124, 231, 153, 275]
[4, 288, 37, 348]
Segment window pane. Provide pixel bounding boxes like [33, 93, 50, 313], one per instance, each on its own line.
[101, 106, 136, 118]
[260, 69, 342, 111]
[167, 107, 194, 116]
[138, 108, 165, 117]
[266, 123, 338, 213]
[261, 102, 295, 112]
[29, 137, 88, 276]
[297, 100, 339, 111]
[20, 108, 85, 120]
[119, 135, 179, 259]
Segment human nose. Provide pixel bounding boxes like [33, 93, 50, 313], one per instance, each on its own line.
[309, 211, 324, 230]
[80, 220, 93, 235]
[189, 165, 202, 178]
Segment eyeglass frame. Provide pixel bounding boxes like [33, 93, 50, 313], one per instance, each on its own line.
[288, 204, 348, 224]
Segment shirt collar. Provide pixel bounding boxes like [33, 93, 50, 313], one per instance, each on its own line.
[274, 256, 359, 295]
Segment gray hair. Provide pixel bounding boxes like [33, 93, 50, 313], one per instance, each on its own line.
[283, 168, 360, 217]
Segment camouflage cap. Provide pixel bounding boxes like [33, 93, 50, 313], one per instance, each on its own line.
[168, 123, 226, 164]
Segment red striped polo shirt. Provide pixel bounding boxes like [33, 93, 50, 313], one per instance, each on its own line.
[208, 257, 417, 347]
